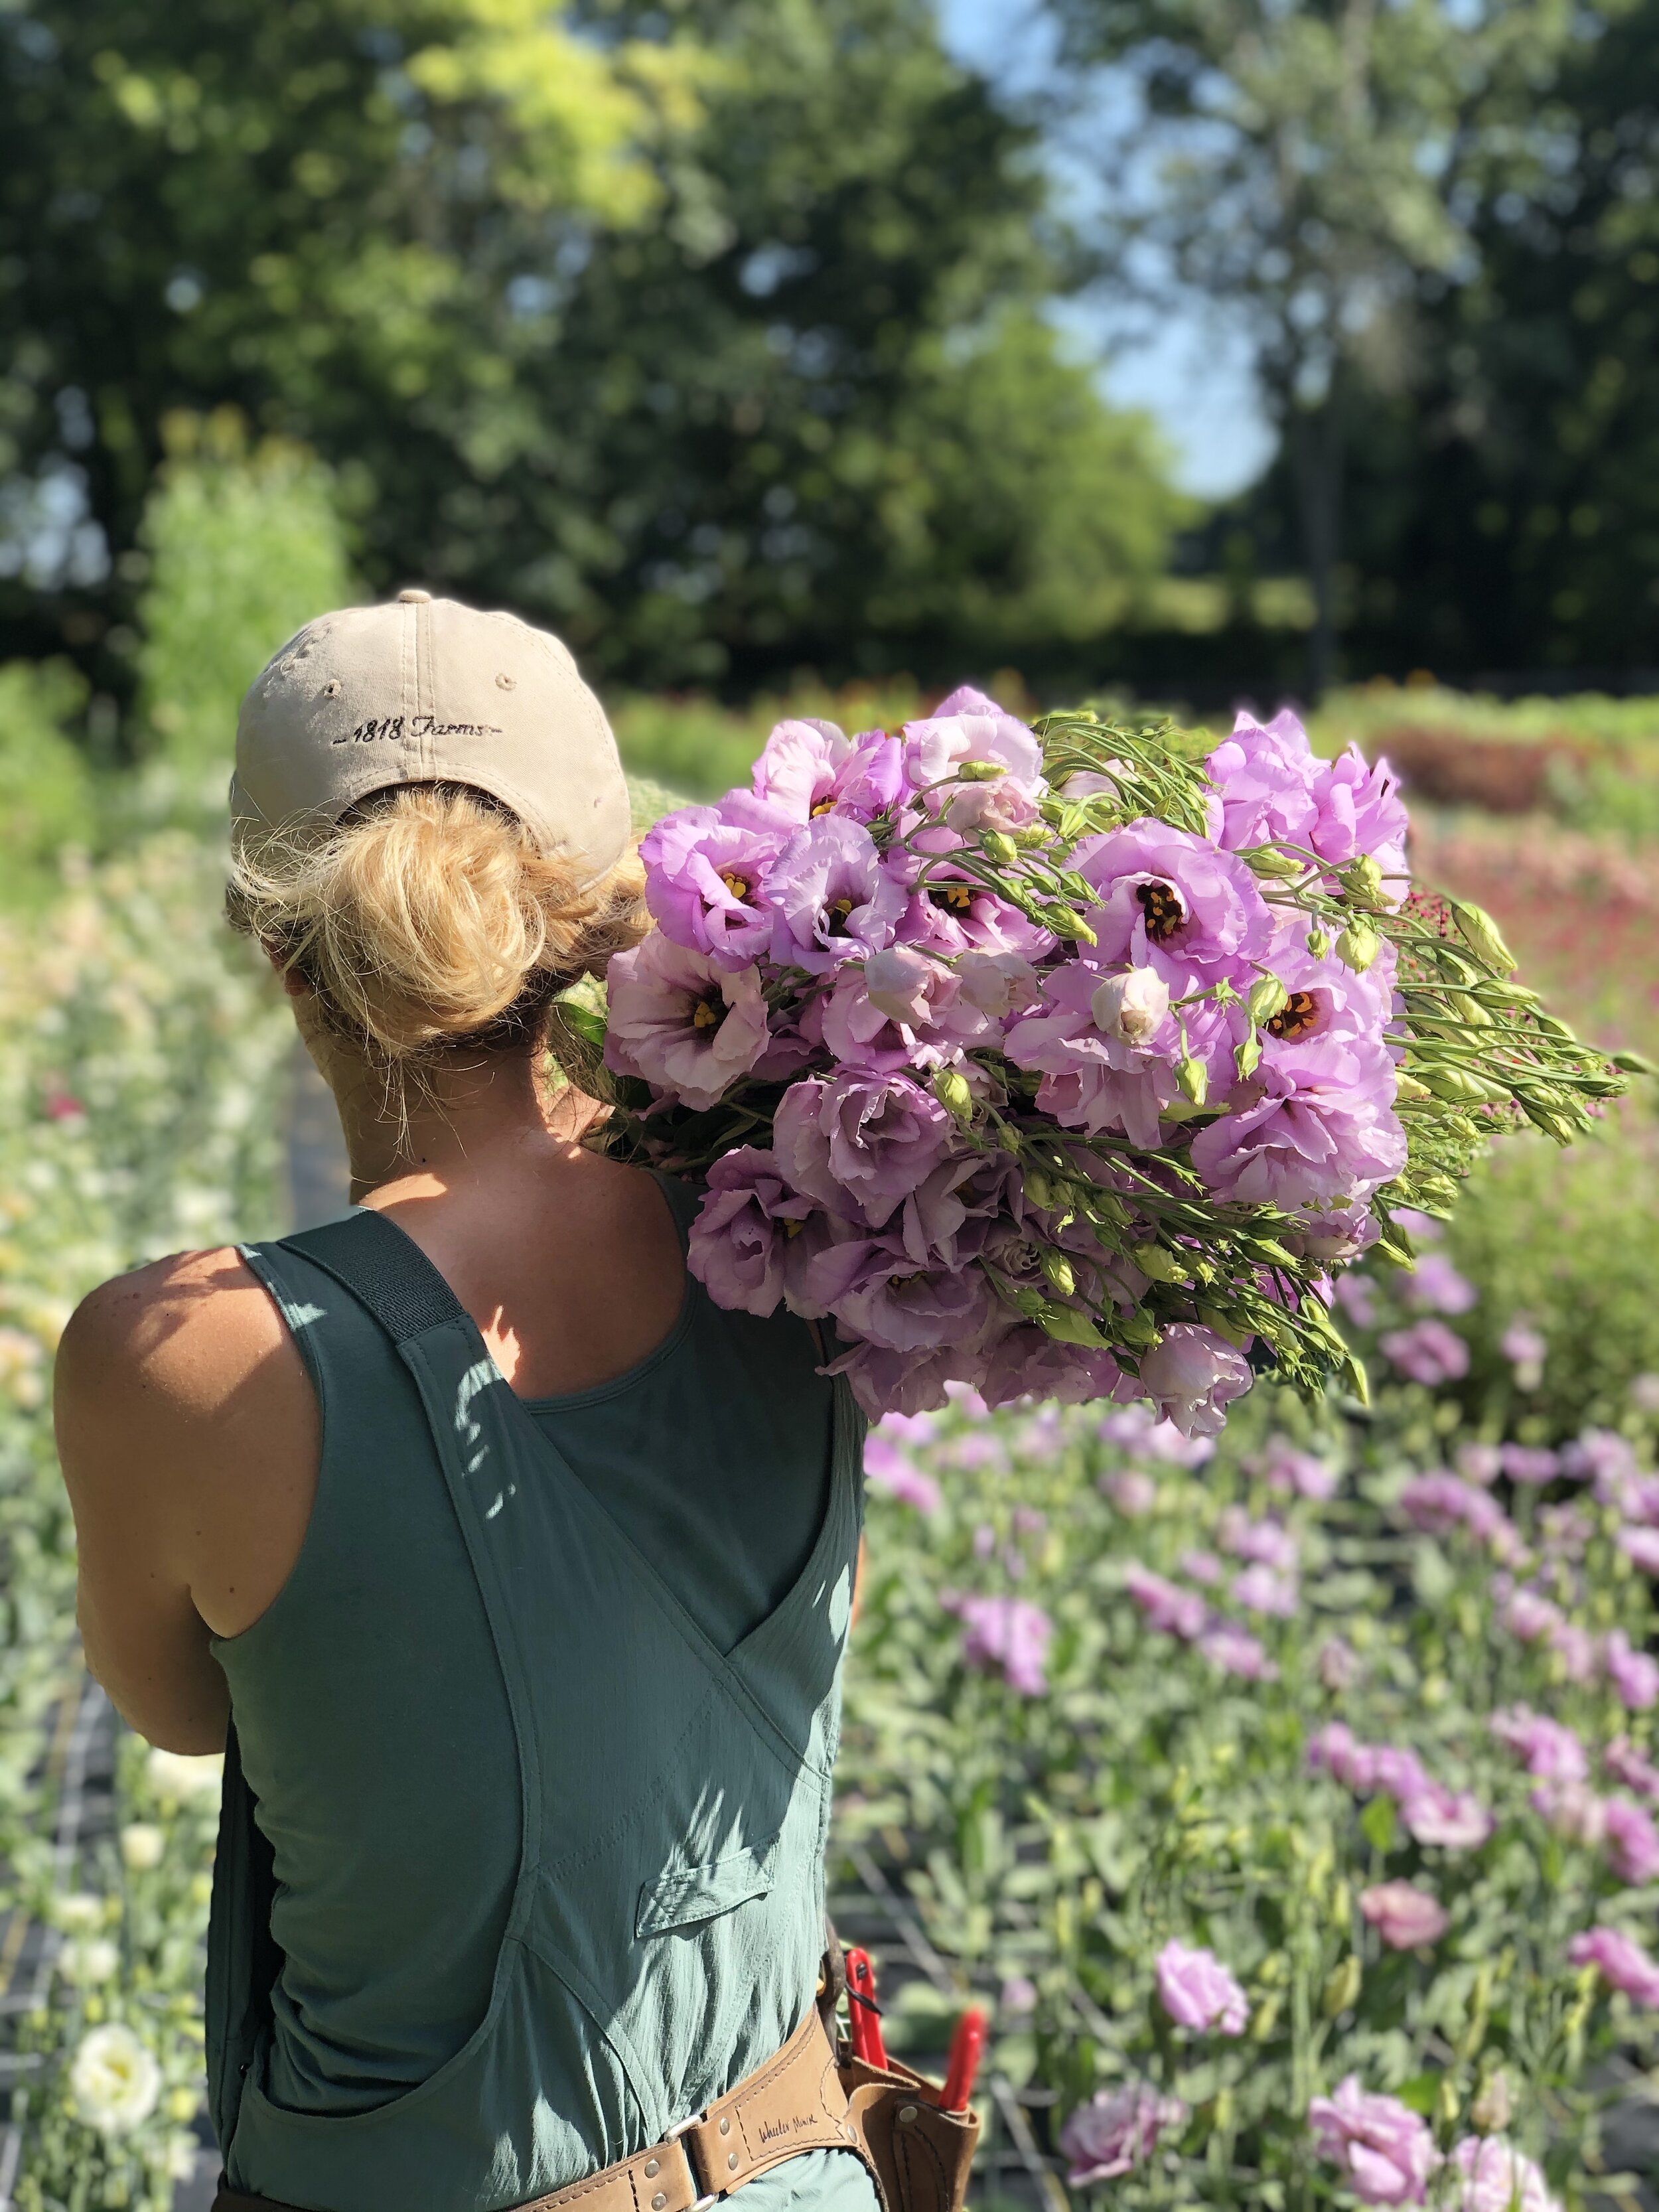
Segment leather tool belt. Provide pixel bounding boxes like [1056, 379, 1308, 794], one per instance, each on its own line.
[211, 1988, 978, 2212]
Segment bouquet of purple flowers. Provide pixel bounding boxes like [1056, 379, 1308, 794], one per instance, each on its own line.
[575, 689, 1634, 1429]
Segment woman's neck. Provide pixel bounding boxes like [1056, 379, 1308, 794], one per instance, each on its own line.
[299, 1013, 599, 1207]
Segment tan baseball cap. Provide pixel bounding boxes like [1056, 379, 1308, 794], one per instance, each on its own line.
[231, 590, 631, 885]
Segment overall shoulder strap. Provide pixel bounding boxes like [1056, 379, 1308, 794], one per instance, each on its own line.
[282, 1209, 467, 1345]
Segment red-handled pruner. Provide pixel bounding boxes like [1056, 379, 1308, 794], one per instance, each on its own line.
[843, 1947, 889, 2069]
[941, 2008, 986, 2114]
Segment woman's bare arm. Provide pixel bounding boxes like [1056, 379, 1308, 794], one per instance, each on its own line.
[53, 1248, 318, 1751]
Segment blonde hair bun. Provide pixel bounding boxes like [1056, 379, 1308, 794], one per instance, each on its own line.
[228, 783, 646, 1065]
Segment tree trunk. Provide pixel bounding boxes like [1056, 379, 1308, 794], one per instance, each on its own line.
[1287, 378, 1345, 700]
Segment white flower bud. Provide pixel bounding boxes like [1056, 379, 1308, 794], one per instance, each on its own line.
[1090, 967, 1169, 1047]
[119, 1823, 165, 1872]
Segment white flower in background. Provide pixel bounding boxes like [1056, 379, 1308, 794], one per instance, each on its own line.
[51, 1891, 104, 1933]
[165, 2132, 201, 2181]
[143, 1749, 223, 1806]
[0, 1325, 44, 1408]
[59, 1936, 119, 1986]
[1090, 966, 1170, 1047]
[119, 1822, 165, 1871]
[69, 2024, 161, 2136]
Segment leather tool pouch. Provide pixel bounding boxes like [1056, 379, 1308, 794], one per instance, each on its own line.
[837, 2052, 979, 2212]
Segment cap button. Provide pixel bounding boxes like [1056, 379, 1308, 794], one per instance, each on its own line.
[397, 588, 432, 604]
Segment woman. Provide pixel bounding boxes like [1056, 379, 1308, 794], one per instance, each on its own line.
[54, 593, 880, 2212]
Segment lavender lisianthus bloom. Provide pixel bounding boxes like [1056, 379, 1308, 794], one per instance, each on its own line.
[825, 1337, 975, 1421]
[973, 1319, 1121, 1409]
[772, 1069, 955, 1228]
[639, 797, 794, 970]
[1123, 1564, 1207, 1641]
[1192, 1060, 1407, 1213]
[1200, 1621, 1278, 1680]
[1406, 1252, 1478, 1316]
[750, 717, 904, 824]
[862, 1432, 942, 1514]
[1607, 1737, 1659, 1798]
[1397, 1473, 1506, 1545]
[1155, 1941, 1248, 2035]
[1360, 1881, 1449, 1950]
[1307, 1722, 1380, 1793]
[801, 1231, 993, 1353]
[1620, 1526, 1659, 1574]
[1449, 2136, 1561, 2212]
[1605, 1795, 1659, 1884]
[1310, 745, 1409, 883]
[1501, 1443, 1560, 1485]
[1206, 708, 1323, 852]
[1260, 1436, 1339, 1499]
[940, 1591, 1052, 1694]
[1058, 2085, 1189, 2186]
[685, 1146, 820, 1317]
[1104, 1470, 1158, 1518]
[603, 938, 770, 1110]
[765, 814, 908, 974]
[1230, 1564, 1299, 1618]
[1308, 2078, 1441, 2207]
[818, 952, 996, 1074]
[1569, 1925, 1659, 2005]
[896, 868, 1056, 961]
[1218, 1507, 1299, 1570]
[1073, 819, 1274, 978]
[900, 685, 1046, 796]
[1138, 1324, 1253, 1439]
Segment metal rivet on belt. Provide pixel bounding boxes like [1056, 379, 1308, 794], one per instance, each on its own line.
[727, 2152, 739, 2171]
[719, 2118, 731, 2135]
[644, 2161, 659, 2178]
[898, 2105, 918, 2124]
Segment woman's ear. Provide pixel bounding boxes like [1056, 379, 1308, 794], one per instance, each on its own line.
[261, 940, 311, 1001]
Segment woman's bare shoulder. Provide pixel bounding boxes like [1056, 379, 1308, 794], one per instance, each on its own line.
[57, 1246, 291, 1428]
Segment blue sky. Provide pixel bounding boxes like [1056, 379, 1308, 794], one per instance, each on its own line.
[934, 0, 1274, 500]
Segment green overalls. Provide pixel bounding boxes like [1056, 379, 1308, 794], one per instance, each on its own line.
[206, 1179, 874, 2212]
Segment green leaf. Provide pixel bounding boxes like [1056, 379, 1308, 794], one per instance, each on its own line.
[1360, 1795, 1397, 1854]
[1394, 2073, 1441, 2118]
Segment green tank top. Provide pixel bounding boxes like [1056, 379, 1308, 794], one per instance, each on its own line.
[206, 1177, 873, 2212]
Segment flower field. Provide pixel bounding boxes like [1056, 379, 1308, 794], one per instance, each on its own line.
[0, 694, 1655, 2210]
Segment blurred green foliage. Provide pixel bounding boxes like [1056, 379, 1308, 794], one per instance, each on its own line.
[0, 659, 98, 905]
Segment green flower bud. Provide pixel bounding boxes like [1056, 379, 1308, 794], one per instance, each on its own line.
[1321, 1956, 1362, 2019]
[1450, 991, 1492, 1027]
[981, 832, 1020, 866]
[1469, 2071, 1511, 2136]
[1234, 1034, 1262, 1082]
[1040, 1248, 1077, 1297]
[1023, 1166, 1056, 1209]
[1037, 1302, 1110, 1349]
[932, 1067, 975, 1126]
[1177, 1055, 1208, 1106]
[1393, 1072, 1433, 1102]
[1009, 1285, 1048, 1319]
[1339, 853, 1386, 907]
[1042, 903, 1097, 944]
[1246, 975, 1289, 1025]
[1612, 1048, 1658, 1076]
[1250, 1992, 1282, 2042]
[953, 760, 1006, 782]
[1307, 927, 1331, 959]
[1130, 1241, 1188, 1283]
[1336, 921, 1380, 974]
[1451, 898, 1516, 975]
[1114, 1311, 1163, 1352]
[1240, 846, 1305, 881]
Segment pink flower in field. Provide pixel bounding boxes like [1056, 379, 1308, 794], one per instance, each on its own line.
[1231, 1564, 1299, 1618]
[1490, 1706, 1589, 1781]
[1604, 1796, 1659, 1885]
[1096, 1403, 1216, 1466]
[1262, 1436, 1339, 1499]
[43, 1088, 85, 1123]
[1569, 1924, 1659, 2004]
[1563, 1426, 1639, 1493]
[1218, 1507, 1299, 1570]
[1619, 1527, 1659, 1575]
[1155, 1941, 1248, 2035]
[1360, 1881, 1449, 1949]
[1539, 1503, 1593, 1559]
[1370, 1745, 1429, 1801]
[1457, 1441, 1504, 1486]
[940, 1592, 1052, 1696]
[1380, 1319, 1470, 1387]
[1605, 1631, 1659, 1712]
[1502, 1589, 1563, 1643]
[1123, 1564, 1206, 1641]
[1198, 1621, 1278, 1680]
[1058, 2084, 1189, 2185]
[1406, 1254, 1477, 1316]
[1449, 2137, 1561, 2212]
[1606, 1737, 1659, 1799]
[1400, 1784, 1493, 1852]
[1179, 1548, 1224, 1588]
[1333, 1272, 1378, 1328]
[1308, 1721, 1378, 1792]
[1632, 1374, 1659, 1415]
[1398, 1472, 1504, 1544]
[862, 1435, 942, 1515]
[1500, 1443, 1560, 1487]
[1500, 1322, 1548, 1392]
[942, 1378, 989, 1415]
[1550, 1621, 1598, 1684]
[1319, 1637, 1360, 1692]
[878, 1410, 938, 1446]
[1101, 1469, 1157, 1518]
[1138, 1324, 1253, 1439]
[1529, 1780, 1607, 1848]
[1308, 2077, 1441, 2205]
[603, 937, 771, 1108]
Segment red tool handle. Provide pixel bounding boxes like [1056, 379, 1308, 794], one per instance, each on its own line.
[843, 1947, 889, 2069]
[941, 2008, 985, 2114]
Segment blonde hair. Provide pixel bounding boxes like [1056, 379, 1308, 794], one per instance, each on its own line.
[227, 783, 646, 1092]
